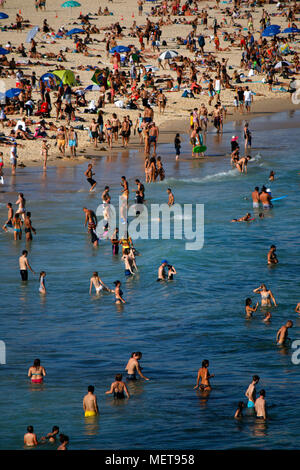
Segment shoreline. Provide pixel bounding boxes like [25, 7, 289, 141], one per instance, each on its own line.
[10, 95, 299, 170]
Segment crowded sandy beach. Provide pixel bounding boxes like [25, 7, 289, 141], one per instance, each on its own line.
[0, 0, 300, 453]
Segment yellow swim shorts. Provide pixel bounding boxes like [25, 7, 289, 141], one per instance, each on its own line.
[85, 410, 97, 417]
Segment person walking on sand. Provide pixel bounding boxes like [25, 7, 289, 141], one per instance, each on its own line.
[68, 127, 78, 158]
[83, 385, 99, 417]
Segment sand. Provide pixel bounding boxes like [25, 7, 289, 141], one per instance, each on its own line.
[0, 0, 299, 168]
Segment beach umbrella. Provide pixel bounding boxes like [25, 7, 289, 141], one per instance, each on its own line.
[262, 29, 280, 37]
[274, 61, 291, 69]
[109, 46, 131, 54]
[26, 26, 39, 43]
[5, 88, 21, 98]
[0, 12, 8, 19]
[53, 69, 77, 86]
[61, 1, 81, 7]
[85, 84, 101, 91]
[0, 47, 9, 55]
[159, 50, 178, 60]
[282, 27, 300, 34]
[66, 28, 85, 36]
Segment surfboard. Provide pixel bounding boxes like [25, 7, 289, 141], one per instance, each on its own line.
[272, 196, 287, 202]
[193, 145, 207, 153]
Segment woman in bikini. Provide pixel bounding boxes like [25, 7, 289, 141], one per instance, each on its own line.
[28, 359, 46, 384]
[89, 272, 113, 295]
[114, 280, 126, 304]
[194, 359, 214, 391]
[105, 120, 113, 149]
[253, 284, 277, 307]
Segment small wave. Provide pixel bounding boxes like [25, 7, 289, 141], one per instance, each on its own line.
[164, 168, 239, 185]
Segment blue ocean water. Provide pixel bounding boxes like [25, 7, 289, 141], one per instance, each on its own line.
[0, 110, 300, 450]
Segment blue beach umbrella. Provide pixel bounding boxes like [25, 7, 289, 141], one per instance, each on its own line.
[282, 27, 300, 34]
[0, 47, 9, 55]
[6, 88, 21, 99]
[66, 28, 85, 36]
[26, 26, 39, 43]
[262, 29, 280, 37]
[0, 12, 9, 19]
[109, 46, 131, 54]
[61, 1, 81, 7]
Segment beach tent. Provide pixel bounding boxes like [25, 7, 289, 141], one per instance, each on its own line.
[85, 84, 101, 91]
[66, 28, 85, 36]
[109, 46, 131, 54]
[40, 72, 58, 87]
[159, 50, 178, 60]
[26, 26, 40, 43]
[5, 88, 21, 98]
[274, 61, 291, 69]
[53, 69, 76, 86]
[0, 13, 9, 20]
[0, 47, 9, 55]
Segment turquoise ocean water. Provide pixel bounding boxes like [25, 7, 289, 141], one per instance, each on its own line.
[0, 110, 299, 449]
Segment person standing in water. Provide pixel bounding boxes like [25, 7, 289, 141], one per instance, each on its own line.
[114, 280, 126, 304]
[245, 375, 260, 410]
[24, 212, 36, 242]
[252, 187, 260, 209]
[24, 426, 38, 447]
[28, 358, 46, 384]
[12, 213, 23, 240]
[276, 321, 293, 345]
[253, 284, 277, 307]
[89, 272, 113, 294]
[39, 271, 46, 294]
[83, 385, 99, 417]
[105, 374, 130, 399]
[167, 188, 174, 206]
[245, 298, 259, 318]
[193, 359, 214, 391]
[125, 352, 150, 381]
[19, 250, 35, 281]
[2, 203, 14, 232]
[255, 390, 267, 420]
[267, 245, 278, 265]
[84, 164, 97, 192]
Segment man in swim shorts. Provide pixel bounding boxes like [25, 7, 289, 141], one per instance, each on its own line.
[84, 163, 97, 192]
[157, 260, 168, 281]
[252, 187, 260, 209]
[276, 320, 293, 345]
[24, 212, 36, 241]
[2, 202, 13, 231]
[83, 385, 99, 417]
[19, 250, 35, 281]
[245, 375, 260, 410]
[260, 187, 272, 209]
